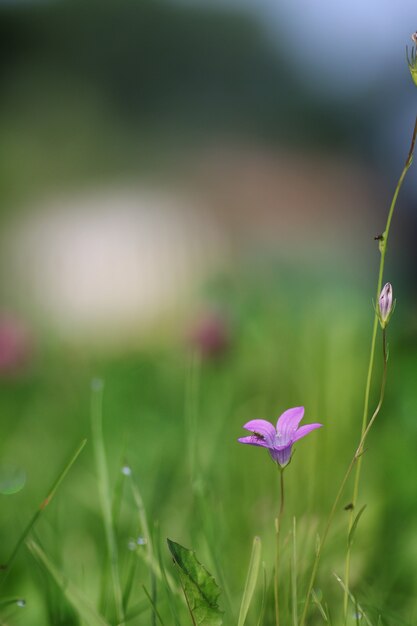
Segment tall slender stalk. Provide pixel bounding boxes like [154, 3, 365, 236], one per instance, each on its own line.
[300, 118, 417, 626]
[291, 517, 298, 626]
[300, 328, 388, 626]
[342, 116, 417, 620]
[274, 468, 285, 626]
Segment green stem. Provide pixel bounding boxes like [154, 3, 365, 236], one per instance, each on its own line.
[274, 468, 285, 626]
[291, 517, 298, 626]
[342, 115, 417, 620]
[300, 329, 388, 626]
[300, 114, 417, 626]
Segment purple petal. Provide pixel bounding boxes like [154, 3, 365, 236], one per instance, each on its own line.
[269, 444, 293, 467]
[276, 407, 305, 445]
[238, 435, 271, 449]
[242, 419, 276, 444]
[292, 423, 322, 442]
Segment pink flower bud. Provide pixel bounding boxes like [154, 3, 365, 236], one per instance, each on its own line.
[378, 283, 393, 328]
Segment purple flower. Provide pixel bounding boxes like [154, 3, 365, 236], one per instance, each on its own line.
[238, 407, 322, 467]
[378, 282, 393, 328]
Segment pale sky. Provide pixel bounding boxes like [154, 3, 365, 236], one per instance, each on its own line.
[181, 0, 417, 96]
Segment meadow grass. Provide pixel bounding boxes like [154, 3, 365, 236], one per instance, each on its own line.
[0, 250, 417, 626]
[1, 110, 417, 622]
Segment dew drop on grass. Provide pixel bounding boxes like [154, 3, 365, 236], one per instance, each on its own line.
[91, 378, 104, 392]
[137, 537, 147, 545]
[121, 465, 132, 476]
[0, 466, 26, 495]
[16, 599, 25, 608]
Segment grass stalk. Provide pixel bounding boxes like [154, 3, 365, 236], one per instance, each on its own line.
[91, 379, 124, 626]
[274, 468, 285, 626]
[291, 517, 298, 626]
[238, 536, 262, 626]
[129, 470, 158, 625]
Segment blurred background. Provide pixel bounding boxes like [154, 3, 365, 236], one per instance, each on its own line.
[1, 0, 417, 624]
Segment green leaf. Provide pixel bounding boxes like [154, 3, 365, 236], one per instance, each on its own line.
[167, 539, 223, 626]
[348, 505, 367, 548]
[238, 536, 261, 626]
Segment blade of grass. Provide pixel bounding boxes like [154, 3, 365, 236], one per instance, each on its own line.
[128, 468, 159, 624]
[256, 564, 267, 626]
[333, 573, 373, 626]
[142, 584, 165, 626]
[122, 550, 137, 614]
[0, 598, 24, 608]
[124, 600, 150, 623]
[291, 517, 298, 626]
[311, 589, 329, 623]
[0, 438, 87, 588]
[27, 540, 111, 626]
[347, 505, 367, 548]
[99, 459, 130, 616]
[155, 524, 181, 626]
[185, 351, 200, 484]
[238, 536, 262, 626]
[91, 379, 124, 626]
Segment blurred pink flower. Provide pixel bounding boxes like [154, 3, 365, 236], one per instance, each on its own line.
[0, 314, 33, 375]
[188, 310, 230, 358]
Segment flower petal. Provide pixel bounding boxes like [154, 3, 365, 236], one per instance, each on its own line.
[292, 423, 322, 442]
[276, 407, 304, 445]
[238, 435, 271, 448]
[242, 419, 276, 444]
[269, 444, 293, 467]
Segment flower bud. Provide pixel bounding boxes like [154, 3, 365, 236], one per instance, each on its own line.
[378, 282, 393, 328]
[407, 33, 417, 87]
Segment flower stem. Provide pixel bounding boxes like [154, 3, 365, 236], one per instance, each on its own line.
[300, 330, 388, 626]
[342, 116, 417, 621]
[274, 468, 285, 626]
[300, 114, 417, 626]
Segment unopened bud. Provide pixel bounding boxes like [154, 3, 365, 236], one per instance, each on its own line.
[378, 282, 393, 328]
[407, 33, 417, 87]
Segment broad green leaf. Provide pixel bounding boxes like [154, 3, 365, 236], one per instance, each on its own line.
[238, 536, 261, 626]
[27, 540, 111, 626]
[167, 539, 223, 626]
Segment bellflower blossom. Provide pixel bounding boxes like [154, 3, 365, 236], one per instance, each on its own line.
[238, 407, 322, 467]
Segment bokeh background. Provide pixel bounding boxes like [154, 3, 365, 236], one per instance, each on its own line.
[1, 1, 417, 624]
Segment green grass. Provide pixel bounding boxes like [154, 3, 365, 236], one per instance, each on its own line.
[1, 269, 417, 625]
